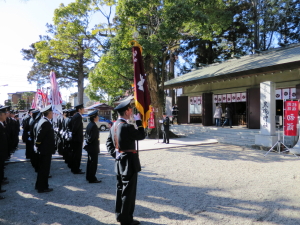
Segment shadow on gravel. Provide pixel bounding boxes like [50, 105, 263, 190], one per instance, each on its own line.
[1, 150, 300, 225]
[166, 143, 298, 163]
[137, 169, 300, 224]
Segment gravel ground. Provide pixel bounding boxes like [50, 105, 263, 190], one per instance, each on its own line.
[1, 141, 300, 225]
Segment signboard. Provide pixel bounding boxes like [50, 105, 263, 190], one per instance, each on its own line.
[282, 89, 290, 100]
[290, 88, 296, 99]
[190, 97, 194, 105]
[226, 94, 232, 102]
[193, 97, 197, 105]
[231, 93, 236, 102]
[213, 95, 218, 103]
[218, 95, 222, 103]
[241, 92, 247, 102]
[148, 111, 155, 128]
[222, 94, 227, 103]
[275, 89, 282, 100]
[236, 93, 241, 102]
[197, 96, 202, 105]
[284, 101, 298, 136]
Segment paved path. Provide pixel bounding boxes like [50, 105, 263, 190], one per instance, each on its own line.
[9, 133, 218, 162]
[1, 142, 300, 224]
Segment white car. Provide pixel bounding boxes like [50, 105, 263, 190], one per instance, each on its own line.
[82, 117, 110, 131]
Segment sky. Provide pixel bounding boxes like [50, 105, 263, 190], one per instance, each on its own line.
[0, 0, 79, 105]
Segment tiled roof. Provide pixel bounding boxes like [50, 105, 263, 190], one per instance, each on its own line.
[164, 44, 300, 88]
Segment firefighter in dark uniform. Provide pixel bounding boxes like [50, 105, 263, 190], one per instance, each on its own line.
[29, 110, 40, 169]
[56, 110, 66, 156]
[62, 109, 71, 164]
[13, 112, 20, 150]
[22, 109, 34, 159]
[162, 113, 170, 144]
[5, 108, 14, 160]
[106, 98, 145, 225]
[34, 105, 55, 193]
[84, 110, 101, 183]
[70, 104, 84, 174]
[0, 106, 8, 199]
[67, 108, 77, 168]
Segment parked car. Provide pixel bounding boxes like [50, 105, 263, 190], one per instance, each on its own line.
[99, 116, 113, 127]
[82, 116, 109, 131]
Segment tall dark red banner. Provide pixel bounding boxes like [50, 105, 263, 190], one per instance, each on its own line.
[132, 46, 151, 128]
[284, 101, 298, 136]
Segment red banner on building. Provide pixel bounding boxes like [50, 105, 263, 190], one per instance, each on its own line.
[284, 101, 298, 136]
[148, 111, 155, 128]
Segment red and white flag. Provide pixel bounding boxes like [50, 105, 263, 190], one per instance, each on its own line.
[49, 71, 62, 105]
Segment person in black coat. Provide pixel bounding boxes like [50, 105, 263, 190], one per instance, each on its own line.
[70, 104, 84, 174]
[22, 109, 34, 159]
[84, 110, 101, 183]
[62, 110, 71, 164]
[0, 107, 8, 199]
[106, 98, 145, 225]
[161, 113, 170, 144]
[13, 113, 20, 150]
[34, 105, 55, 193]
[29, 110, 40, 169]
[222, 105, 233, 128]
[5, 109, 17, 160]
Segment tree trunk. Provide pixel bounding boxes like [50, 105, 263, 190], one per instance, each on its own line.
[169, 52, 176, 106]
[144, 54, 164, 134]
[77, 51, 84, 105]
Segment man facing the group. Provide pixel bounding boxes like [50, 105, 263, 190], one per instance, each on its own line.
[106, 98, 145, 225]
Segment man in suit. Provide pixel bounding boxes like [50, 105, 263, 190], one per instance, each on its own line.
[162, 113, 170, 144]
[70, 104, 84, 174]
[106, 97, 145, 225]
[35, 105, 55, 193]
[0, 106, 8, 199]
[84, 110, 101, 183]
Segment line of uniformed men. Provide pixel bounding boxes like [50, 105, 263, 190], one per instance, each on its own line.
[0, 106, 21, 199]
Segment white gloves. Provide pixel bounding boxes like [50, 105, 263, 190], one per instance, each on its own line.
[133, 113, 141, 121]
[115, 149, 121, 160]
[34, 146, 38, 153]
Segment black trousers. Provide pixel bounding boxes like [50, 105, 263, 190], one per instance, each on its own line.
[115, 170, 138, 224]
[162, 130, 169, 143]
[25, 140, 33, 159]
[71, 142, 82, 173]
[35, 153, 52, 191]
[86, 151, 98, 182]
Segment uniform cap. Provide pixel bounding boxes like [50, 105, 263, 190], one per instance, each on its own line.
[74, 104, 84, 110]
[0, 107, 7, 113]
[28, 108, 35, 112]
[87, 110, 98, 117]
[114, 97, 133, 111]
[40, 105, 52, 113]
[32, 110, 40, 115]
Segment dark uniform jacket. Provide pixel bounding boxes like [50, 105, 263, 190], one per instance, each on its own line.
[35, 117, 55, 155]
[0, 122, 8, 164]
[162, 116, 170, 131]
[22, 115, 31, 142]
[106, 119, 145, 174]
[85, 121, 100, 153]
[70, 113, 83, 143]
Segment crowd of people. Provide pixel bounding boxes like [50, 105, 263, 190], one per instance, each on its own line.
[0, 107, 21, 199]
[0, 103, 102, 198]
[0, 99, 145, 225]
